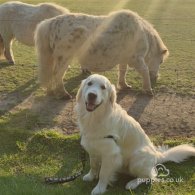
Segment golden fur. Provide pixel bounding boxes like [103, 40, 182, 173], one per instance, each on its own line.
[75, 74, 195, 195]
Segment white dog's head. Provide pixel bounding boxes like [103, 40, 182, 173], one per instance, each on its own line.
[76, 74, 116, 112]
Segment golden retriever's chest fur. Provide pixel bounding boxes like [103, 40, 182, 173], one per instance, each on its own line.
[81, 134, 120, 158]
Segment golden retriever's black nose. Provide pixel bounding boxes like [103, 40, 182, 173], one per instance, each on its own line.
[88, 93, 97, 101]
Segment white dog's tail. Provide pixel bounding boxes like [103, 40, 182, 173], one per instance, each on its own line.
[157, 144, 195, 164]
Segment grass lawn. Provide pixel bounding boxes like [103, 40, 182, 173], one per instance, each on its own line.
[0, 0, 195, 195]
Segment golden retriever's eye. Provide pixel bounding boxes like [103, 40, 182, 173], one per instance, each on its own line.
[87, 81, 92, 86]
[101, 85, 106, 90]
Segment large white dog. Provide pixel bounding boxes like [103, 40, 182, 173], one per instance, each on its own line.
[75, 74, 195, 195]
[0, 1, 69, 64]
[35, 9, 169, 99]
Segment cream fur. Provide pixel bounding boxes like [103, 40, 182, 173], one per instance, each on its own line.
[0, 1, 69, 64]
[35, 9, 169, 98]
[75, 74, 195, 195]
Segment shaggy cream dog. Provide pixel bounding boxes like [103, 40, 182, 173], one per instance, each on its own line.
[35, 9, 169, 98]
[75, 74, 195, 195]
[0, 1, 69, 64]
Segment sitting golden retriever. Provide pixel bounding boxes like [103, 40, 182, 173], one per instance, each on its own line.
[75, 74, 195, 195]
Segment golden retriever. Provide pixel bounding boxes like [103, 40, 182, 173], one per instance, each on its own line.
[75, 74, 195, 195]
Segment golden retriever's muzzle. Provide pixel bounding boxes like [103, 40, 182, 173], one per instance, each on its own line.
[86, 93, 102, 112]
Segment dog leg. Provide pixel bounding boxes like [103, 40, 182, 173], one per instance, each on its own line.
[133, 57, 153, 95]
[91, 154, 122, 195]
[83, 155, 100, 182]
[118, 64, 132, 89]
[126, 147, 158, 190]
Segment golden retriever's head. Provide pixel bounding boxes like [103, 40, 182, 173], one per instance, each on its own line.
[76, 74, 116, 112]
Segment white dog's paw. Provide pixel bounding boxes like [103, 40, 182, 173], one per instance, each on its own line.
[83, 173, 95, 182]
[125, 179, 140, 190]
[91, 184, 106, 195]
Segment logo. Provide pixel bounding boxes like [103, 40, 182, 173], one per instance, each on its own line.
[152, 163, 170, 177]
[137, 163, 184, 185]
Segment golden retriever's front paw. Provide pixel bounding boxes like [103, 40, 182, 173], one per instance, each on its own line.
[83, 173, 95, 182]
[91, 184, 106, 195]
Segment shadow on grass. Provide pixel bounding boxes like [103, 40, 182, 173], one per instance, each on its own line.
[2, 158, 195, 195]
[0, 108, 41, 155]
[0, 61, 12, 69]
[30, 95, 73, 130]
[0, 127, 31, 155]
[117, 89, 134, 103]
[64, 72, 90, 96]
[0, 95, 73, 145]
[0, 130, 195, 195]
[0, 78, 38, 116]
[117, 90, 153, 120]
[0, 95, 71, 155]
[127, 93, 153, 121]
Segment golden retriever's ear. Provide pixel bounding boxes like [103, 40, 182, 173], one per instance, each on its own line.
[110, 84, 116, 105]
[76, 79, 86, 102]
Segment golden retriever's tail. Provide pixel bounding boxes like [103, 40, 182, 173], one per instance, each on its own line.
[157, 144, 195, 164]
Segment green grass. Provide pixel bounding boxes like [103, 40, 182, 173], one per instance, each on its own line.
[0, 0, 195, 195]
[0, 130, 194, 195]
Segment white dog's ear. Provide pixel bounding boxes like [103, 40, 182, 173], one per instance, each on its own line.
[110, 84, 117, 105]
[76, 79, 86, 102]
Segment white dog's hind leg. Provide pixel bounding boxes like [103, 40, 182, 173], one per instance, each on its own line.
[91, 154, 122, 195]
[118, 64, 132, 89]
[83, 170, 96, 182]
